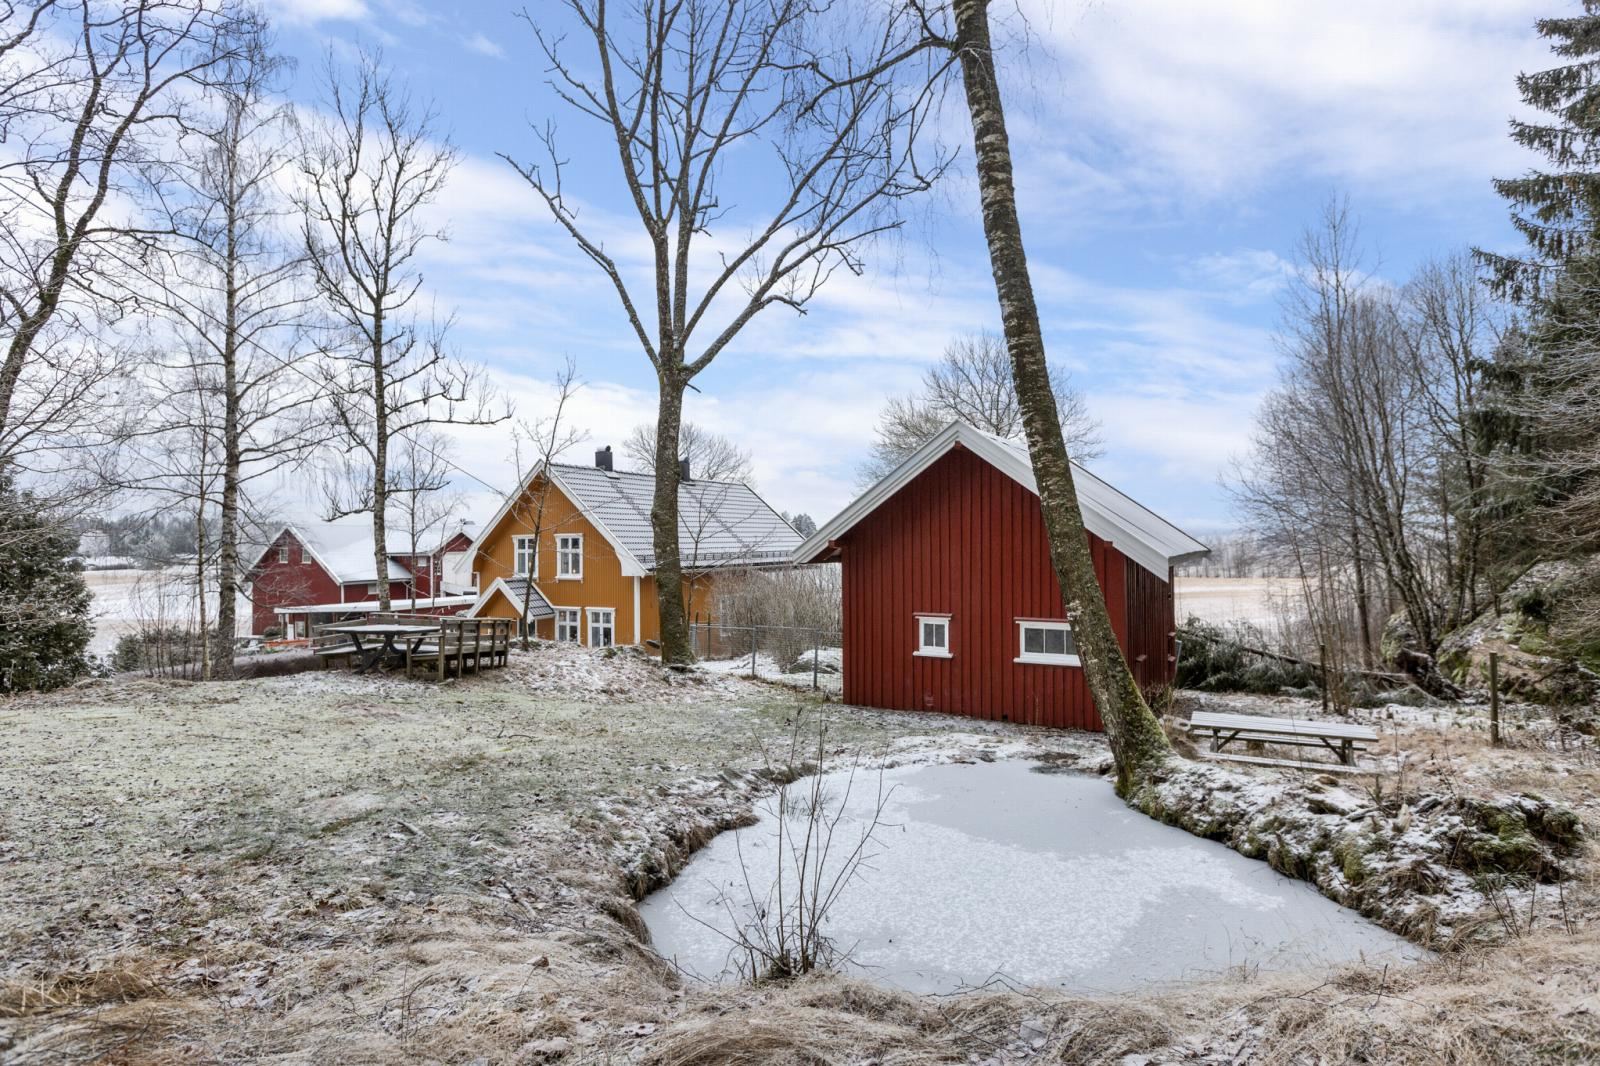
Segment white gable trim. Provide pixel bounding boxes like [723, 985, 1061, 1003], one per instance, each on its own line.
[247, 524, 344, 583]
[468, 577, 556, 620]
[792, 422, 1209, 580]
[467, 463, 649, 578]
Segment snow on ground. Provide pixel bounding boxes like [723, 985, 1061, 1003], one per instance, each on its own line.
[3, 649, 1597, 1063]
[1174, 575, 1302, 628]
[82, 568, 252, 657]
[697, 648, 845, 695]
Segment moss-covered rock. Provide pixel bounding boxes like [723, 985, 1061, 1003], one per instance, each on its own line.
[1436, 557, 1600, 704]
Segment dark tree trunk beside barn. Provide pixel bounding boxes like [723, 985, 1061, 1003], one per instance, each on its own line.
[950, 0, 1171, 790]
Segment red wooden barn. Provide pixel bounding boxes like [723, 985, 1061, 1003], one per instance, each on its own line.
[246, 520, 478, 637]
[794, 422, 1209, 730]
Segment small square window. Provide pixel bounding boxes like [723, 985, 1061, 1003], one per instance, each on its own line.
[915, 614, 951, 658]
[1016, 620, 1078, 665]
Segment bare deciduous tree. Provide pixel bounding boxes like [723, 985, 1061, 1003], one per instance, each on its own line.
[861, 329, 1102, 484]
[505, 358, 584, 649]
[505, 0, 952, 664]
[0, 0, 248, 475]
[298, 50, 506, 610]
[623, 421, 753, 485]
[142, 18, 321, 676]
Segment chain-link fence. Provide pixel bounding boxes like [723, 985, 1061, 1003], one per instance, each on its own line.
[689, 620, 842, 692]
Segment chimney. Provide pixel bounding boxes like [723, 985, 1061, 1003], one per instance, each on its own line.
[679, 456, 692, 482]
[594, 445, 613, 472]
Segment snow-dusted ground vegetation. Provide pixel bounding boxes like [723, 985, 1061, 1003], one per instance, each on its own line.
[2, 645, 1596, 1064]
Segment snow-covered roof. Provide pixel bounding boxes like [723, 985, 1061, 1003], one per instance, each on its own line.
[472, 462, 801, 577]
[469, 577, 556, 621]
[252, 518, 472, 584]
[793, 421, 1210, 580]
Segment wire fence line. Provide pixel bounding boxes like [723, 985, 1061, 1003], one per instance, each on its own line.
[689, 620, 842, 691]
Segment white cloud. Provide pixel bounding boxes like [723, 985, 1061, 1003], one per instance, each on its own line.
[1011, 0, 1549, 211]
[463, 33, 505, 59]
[270, 0, 368, 24]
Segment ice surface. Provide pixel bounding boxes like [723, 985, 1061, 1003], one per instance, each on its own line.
[640, 760, 1424, 995]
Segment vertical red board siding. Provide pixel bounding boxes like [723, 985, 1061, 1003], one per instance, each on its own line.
[249, 531, 343, 634]
[839, 448, 1169, 732]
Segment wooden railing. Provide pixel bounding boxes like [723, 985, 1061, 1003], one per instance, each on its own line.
[404, 617, 513, 680]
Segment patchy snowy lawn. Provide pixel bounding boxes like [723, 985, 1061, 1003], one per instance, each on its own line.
[2, 647, 1596, 1064]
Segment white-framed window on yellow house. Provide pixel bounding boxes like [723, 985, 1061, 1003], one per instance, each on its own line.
[587, 607, 615, 648]
[914, 614, 951, 658]
[556, 533, 583, 579]
[513, 535, 537, 577]
[555, 608, 581, 643]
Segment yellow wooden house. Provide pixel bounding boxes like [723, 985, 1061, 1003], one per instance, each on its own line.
[466, 447, 801, 647]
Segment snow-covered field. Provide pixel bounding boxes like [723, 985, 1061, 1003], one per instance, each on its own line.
[82, 568, 253, 657]
[1174, 575, 1302, 628]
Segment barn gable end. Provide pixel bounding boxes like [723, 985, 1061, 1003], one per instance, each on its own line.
[799, 422, 1201, 729]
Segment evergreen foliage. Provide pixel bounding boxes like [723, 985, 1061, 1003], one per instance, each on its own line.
[0, 477, 93, 693]
[1480, 3, 1600, 301]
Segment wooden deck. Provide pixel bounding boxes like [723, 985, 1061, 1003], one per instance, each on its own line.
[312, 615, 512, 679]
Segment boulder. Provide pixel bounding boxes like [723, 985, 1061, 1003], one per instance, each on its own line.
[1436, 558, 1600, 705]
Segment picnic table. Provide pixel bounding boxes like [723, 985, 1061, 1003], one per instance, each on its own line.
[1185, 710, 1379, 769]
[321, 622, 440, 671]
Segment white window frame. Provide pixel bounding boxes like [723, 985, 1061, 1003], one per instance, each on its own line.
[555, 608, 581, 643]
[556, 533, 583, 579]
[914, 613, 952, 658]
[586, 607, 616, 648]
[277, 544, 289, 564]
[1015, 619, 1080, 666]
[513, 535, 538, 577]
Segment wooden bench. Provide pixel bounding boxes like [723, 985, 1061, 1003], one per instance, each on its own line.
[1185, 710, 1378, 769]
[311, 625, 362, 669]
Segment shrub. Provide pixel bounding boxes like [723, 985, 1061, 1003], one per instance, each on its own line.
[112, 625, 217, 676]
[0, 478, 92, 693]
[1175, 617, 1320, 694]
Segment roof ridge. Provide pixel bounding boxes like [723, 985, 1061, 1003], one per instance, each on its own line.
[549, 459, 755, 489]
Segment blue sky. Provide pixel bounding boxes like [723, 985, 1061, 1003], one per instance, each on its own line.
[267, 0, 1551, 533]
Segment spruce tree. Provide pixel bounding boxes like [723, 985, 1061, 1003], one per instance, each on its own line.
[0, 477, 93, 693]
[1480, 4, 1600, 302]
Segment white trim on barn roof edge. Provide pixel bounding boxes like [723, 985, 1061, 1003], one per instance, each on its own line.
[792, 421, 1210, 580]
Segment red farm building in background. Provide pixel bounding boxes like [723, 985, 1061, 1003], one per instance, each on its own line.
[794, 422, 1209, 730]
[246, 520, 478, 638]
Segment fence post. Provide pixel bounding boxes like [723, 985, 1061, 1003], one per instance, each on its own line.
[1489, 652, 1501, 747]
[750, 628, 757, 677]
[813, 632, 820, 691]
[1318, 642, 1329, 714]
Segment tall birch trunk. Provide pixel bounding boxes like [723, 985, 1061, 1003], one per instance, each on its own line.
[951, 0, 1170, 792]
[213, 201, 242, 680]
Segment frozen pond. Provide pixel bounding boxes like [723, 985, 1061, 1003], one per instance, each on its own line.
[639, 760, 1424, 995]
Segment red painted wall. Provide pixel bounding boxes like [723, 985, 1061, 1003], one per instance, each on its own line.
[248, 531, 344, 635]
[838, 447, 1175, 730]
